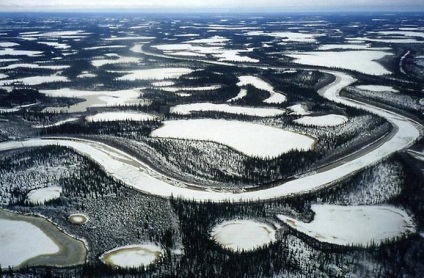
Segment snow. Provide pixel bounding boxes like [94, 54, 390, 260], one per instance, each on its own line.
[91, 56, 141, 67]
[151, 81, 175, 87]
[0, 48, 43, 57]
[214, 50, 259, 63]
[41, 88, 146, 113]
[285, 51, 393, 75]
[115, 67, 193, 81]
[170, 102, 285, 117]
[100, 244, 163, 269]
[0, 218, 59, 268]
[277, 204, 415, 246]
[38, 41, 70, 49]
[237, 76, 286, 104]
[227, 89, 247, 102]
[0, 71, 420, 202]
[159, 85, 221, 92]
[348, 37, 423, 44]
[86, 111, 157, 122]
[150, 119, 315, 158]
[318, 44, 390, 50]
[0, 42, 19, 47]
[25, 186, 62, 205]
[1, 74, 68, 86]
[77, 71, 96, 78]
[294, 114, 348, 127]
[32, 118, 79, 129]
[1, 63, 69, 70]
[105, 36, 155, 41]
[356, 85, 399, 93]
[246, 31, 320, 43]
[287, 104, 310, 115]
[68, 214, 88, 225]
[0, 73, 8, 79]
[210, 219, 276, 252]
[83, 45, 127, 50]
[187, 36, 230, 44]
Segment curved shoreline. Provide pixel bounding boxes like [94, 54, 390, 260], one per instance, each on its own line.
[0, 209, 87, 270]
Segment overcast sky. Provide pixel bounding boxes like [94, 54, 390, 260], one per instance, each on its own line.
[1, 0, 423, 12]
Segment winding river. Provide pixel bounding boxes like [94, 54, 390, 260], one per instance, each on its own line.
[0, 69, 421, 202]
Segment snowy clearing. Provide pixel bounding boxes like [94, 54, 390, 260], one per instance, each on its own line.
[68, 214, 88, 225]
[25, 186, 62, 205]
[246, 31, 321, 43]
[237, 75, 286, 104]
[277, 204, 415, 246]
[0, 48, 43, 57]
[91, 56, 142, 67]
[41, 88, 146, 113]
[0, 218, 59, 268]
[287, 104, 310, 115]
[86, 111, 157, 122]
[294, 114, 348, 127]
[0, 63, 69, 70]
[210, 219, 276, 252]
[158, 85, 221, 92]
[170, 102, 285, 117]
[150, 119, 315, 158]
[285, 51, 393, 75]
[100, 244, 163, 269]
[1, 74, 69, 86]
[227, 89, 247, 102]
[115, 68, 193, 81]
[356, 85, 399, 93]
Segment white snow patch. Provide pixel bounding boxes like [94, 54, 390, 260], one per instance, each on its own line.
[287, 104, 310, 115]
[158, 85, 221, 93]
[1, 63, 69, 70]
[115, 68, 193, 81]
[25, 186, 62, 205]
[0, 42, 19, 47]
[277, 204, 416, 246]
[285, 51, 393, 75]
[0, 48, 43, 57]
[105, 36, 155, 41]
[1, 74, 68, 86]
[86, 111, 157, 122]
[211, 219, 276, 252]
[32, 118, 79, 129]
[100, 244, 163, 269]
[0, 218, 60, 268]
[356, 85, 399, 93]
[150, 119, 315, 158]
[237, 75, 286, 104]
[227, 89, 247, 102]
[246, 31, 321, 43]
[294, 114, 348, 127]
[151, 81, 175, 87]
[170, 102, 285, 117]
[92, 56, 141, 67]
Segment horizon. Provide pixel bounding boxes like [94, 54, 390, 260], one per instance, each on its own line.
[1, 0, 424, 13]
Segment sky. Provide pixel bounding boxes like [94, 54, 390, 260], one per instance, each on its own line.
[0, 0, 423, 12]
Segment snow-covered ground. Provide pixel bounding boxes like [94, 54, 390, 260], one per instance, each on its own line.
[277, 204, 415, 246]
[294, 114, 348, 127]
[91, 56, 141, 67]
[158, 85, 221, 92]
[115, 68, 193, 81]
[1, 74, 69, 86]
[1, 63, 70, 70]
[86, 111, 157, 122]
[68, 214, 88, 225]
[210, 219, 276, 252]
[246, 31, 321, 43]
[356, 85, 399, 93]
[25, 186, 62, 205]
[227, 89, 247, 102]
[41, 88, 146, 113]
[170, 103, 285, 117]
[287, 104, 310, 115]
[237, 76, 286, 104]
[0, 218, 59, 268]
[32, 118, 79, 128]
[0, 48, 43, 57]
[100, 244, 163, 269]
[285, 51, 393, 75]
[150, 119, 315, 158]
